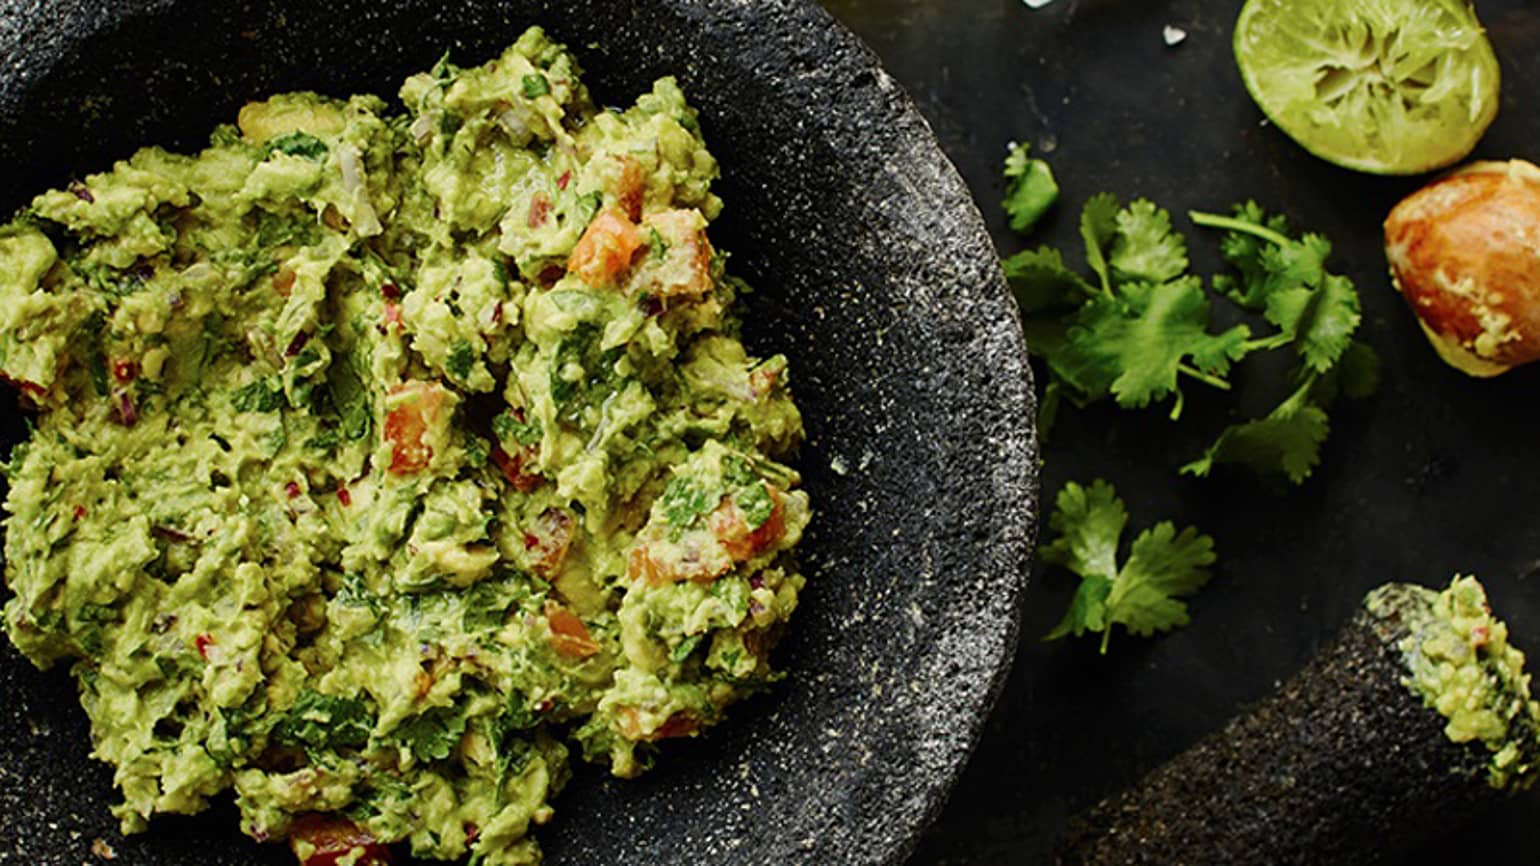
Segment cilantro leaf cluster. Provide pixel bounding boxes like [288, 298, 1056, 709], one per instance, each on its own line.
[1041, 480, 1215, 652]
[1002, 142, 1060, 235]
[1006, 194, 1377, 485]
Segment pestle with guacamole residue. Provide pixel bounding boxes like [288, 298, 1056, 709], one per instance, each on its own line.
[1058, 575, 1540, 865]
[0, 27, 810, 866]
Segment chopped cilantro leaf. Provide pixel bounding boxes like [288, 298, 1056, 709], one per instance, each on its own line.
[1056, 277, 1251, 415]
[1182, 382, 1330, 485]
[1041, 480, 1215, 652]
[1002, 245, 1093, 314]
[670, 634, 704, 663]
[660, 474, 717, 529]
[263, 132, 328, 161]
[492, 410, 543, 447]
[446, 339, 476, 381]
[1002, 141, 1059, 235]
[522, 74, 551, 98]
[736, 483, 775, 529]
[273, 690, 374, 756]
[1079, 193, 1121, 294]
[231, 379, 284, 413]
[393, 706, 467, 763]
[1110, 199, 1188, 285]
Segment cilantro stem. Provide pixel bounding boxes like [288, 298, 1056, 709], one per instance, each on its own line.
[1178, 364, 1231, 391]
[1242, 334, 1294, 353]
[1188, 211, 1292, 248]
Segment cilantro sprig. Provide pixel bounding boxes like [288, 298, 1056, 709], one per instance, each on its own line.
[1007, 193, 1377, 485]
[1041, 480, 1215, 652]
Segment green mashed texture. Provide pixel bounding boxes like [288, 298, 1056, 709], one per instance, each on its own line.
[1369, 576, 1540, 790]
[0, 28, 810, 865]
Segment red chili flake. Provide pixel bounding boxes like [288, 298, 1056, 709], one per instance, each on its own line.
[337, 486, 352, 508]
[557, 171, 571, 191]
[527, 193, 552, 228]
[523, 532, 540, 550]
[72, 505, 87, 521]
[194, 633, 213, 660]
[284, 331, 310, 358]
[380, 282, 401, 300]
[285, 481, 301, 499]
[536, 699, 554, 713]
[111, 359, 139, 383]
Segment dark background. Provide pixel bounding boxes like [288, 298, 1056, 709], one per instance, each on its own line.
[818, 0, 1540, 863]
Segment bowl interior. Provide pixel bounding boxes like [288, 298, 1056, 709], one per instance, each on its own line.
[0, 1, 1036, 863]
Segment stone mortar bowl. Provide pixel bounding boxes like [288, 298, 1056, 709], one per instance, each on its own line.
[0, 0, 1036, 863]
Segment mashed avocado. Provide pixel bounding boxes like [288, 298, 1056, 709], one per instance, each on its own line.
[0, 28, 809, 865]
[1368, 576, 1540, 790]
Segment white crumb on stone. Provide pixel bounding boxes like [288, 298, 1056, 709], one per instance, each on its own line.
[1163, 25, 1188, 46]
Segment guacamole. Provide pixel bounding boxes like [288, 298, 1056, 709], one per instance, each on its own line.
[1368, 576, 1540, 790]
[0, 28, 810, 865]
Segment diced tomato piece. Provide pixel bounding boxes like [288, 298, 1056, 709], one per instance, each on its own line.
[544, 600, 600, 659]
[273, 268, 297, 298]
[567, 209, 644, 288]
[523, 508, 575, 578]
[615, 707, 698, 742]
[611, 155, 645, 222]
[383, 381, 447, 475]
[638, 209, 714, 298]
[287, 815, 393, 866]
[337, 486, 352, 507]
[708, 486, 786, 562]
[527, 192, 552, 228]
[625, 537, 726, 587]
[490, 444, 543, 492]
[748, 366, 779, 399]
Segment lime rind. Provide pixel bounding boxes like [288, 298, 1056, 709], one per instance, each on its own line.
[1235, 0, 1500, 175]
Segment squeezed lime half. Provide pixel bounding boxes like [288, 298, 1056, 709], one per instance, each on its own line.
[1234, 0, 1501, 175]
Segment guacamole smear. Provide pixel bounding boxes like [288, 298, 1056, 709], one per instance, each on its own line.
[1367, 576, 1540, 790]
[0, 28, 810, 865]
